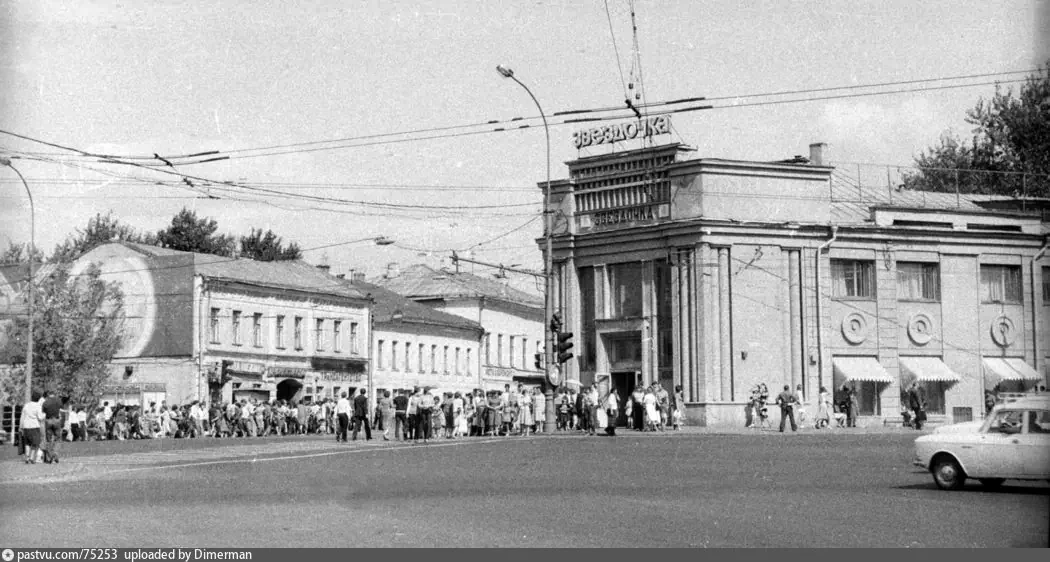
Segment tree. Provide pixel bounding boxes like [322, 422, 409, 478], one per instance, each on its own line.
[0, 264, 125, 406]
[0, 242, 44, 265]
[902, 61, 1050, 197]
[155, 208, 235, 256]
[49, 211, 157, 263]
[239, 228, 302, 261]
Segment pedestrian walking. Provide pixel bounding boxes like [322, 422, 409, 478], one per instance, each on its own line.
[452, 392, 466, 438]
[335, 392, 351, 442]
[631, 384, 645, 431]
[351, 389, 372, 440]
[20, 391, 45, 464]
[848, 387, 860, 428]
[393, 390, 409, 441]
[532, 387, 545, 434]
[815, 386, 831, 429]
[908, 382, 926, 431]
[407, 388, 421, 440]
[794, 384, 808, 428]
[603, 386, 619, 436]
[417, 388, 434, 443]
[643, 387, 659, 432]
[775, 384, 798, 432]
[380, 390, 396, 441]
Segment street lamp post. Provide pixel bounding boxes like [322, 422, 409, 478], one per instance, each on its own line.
[496, 65, 557, 435]
[0, 157, 34, 407]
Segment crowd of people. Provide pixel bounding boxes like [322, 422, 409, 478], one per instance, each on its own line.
[746, 383, 862, 432]
[16, 380, 690, 461]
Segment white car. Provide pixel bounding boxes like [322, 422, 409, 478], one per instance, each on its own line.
[913, 396, 1050, 490]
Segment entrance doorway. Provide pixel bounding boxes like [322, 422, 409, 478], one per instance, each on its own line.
[611, 371, 638, 427]
[276, 379, 304, 402]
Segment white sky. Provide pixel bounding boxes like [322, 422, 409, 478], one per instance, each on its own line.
[0, 0, 1043, 290]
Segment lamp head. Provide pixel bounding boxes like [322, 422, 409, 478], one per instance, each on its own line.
[496, 65, 514, 78]
[0, 157, 11, 167]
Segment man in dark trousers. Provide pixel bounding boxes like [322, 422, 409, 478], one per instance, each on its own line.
[334, 392, 351, 443]
[393, 389, 409, 441]
[351, 388, 372, 440]
[775, 384, 798, 433]
[40, 391, 63, 463]
[907, 382, 926, 431]
[417, 388, 435, 444]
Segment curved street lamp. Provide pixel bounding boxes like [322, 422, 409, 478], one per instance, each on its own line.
[0, 156, 34, 406]
[496, 64, 556, 435]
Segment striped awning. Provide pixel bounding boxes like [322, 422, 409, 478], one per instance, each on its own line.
[833, 357, 894, 383]
[983, 358, 1043, 381]
[899, 357, 961, 383]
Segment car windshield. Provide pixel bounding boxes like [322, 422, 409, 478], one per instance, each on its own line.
[985, 410, 1024, 434]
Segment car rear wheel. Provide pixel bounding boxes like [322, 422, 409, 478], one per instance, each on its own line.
[978, 478, 1005, 489]
[932, 456, 966, 490]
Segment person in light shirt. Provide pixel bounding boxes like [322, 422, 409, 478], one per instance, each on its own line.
[20, 391, 45, 463]
[334, 392, 351, 442]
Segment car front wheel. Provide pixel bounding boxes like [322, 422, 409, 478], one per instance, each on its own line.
[932, 456, 966, 490]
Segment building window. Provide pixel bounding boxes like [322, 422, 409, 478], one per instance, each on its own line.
[404, 342, 411, 372]
[980, 264, 1022, 304]
[333, 320, 342, 352]
[378, 340, 385, 369]
[454, 347, 461, 375]
[509, 336, 516, 369]
[897, 262, 941, 301]
[831, 260, 875, 299]
[392, 340, 399, 371]
[484, 334, 491, 365]
[497, 334, 504, 367]
[654, 259, 673, 369]
[431, 345, 438, 373]
[579, 266, 596, 370]
[252, 313, 263, 347]
[418, 343, 425, 373]
[231, 311, 242, 345]
[609, 262, 644, 318]
[350, 322, 359, 354]
[521, 338, 528, 370]
[276, 315, 286, 348]
[209, 308, 221, 343]
[443, 345, 449, 374]
[315, 319, 325, 351]
[294, 317, 303, 349]
[466, 348, 472, 375]
[1043, 267, 1050, 304]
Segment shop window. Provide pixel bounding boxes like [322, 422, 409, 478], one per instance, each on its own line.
[294, 317, 303, 350]
[231, 311, 242, 345]
[831, 260, 875, 299]
[897, 262, 940, 301]
[980, 264, 1022, 304]
[578, 267, 596, 370]
[855, 381, 881, 416]
[252, 313, 263, 347]
[907, 382, 946, 415]
[608, 262, 644, 318]
[275, 315, 286, 349]
[209, 308, 221, 343]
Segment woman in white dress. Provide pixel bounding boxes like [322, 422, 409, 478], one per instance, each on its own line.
[532, 388, 545, 434]
[816, 386, 831, 429]
[452, 392, 467, 438]
[519, 390, 533, 436]
[602, 388, 619, 436]
[794, 384, 808, 428]
[643, 388, 659, 432]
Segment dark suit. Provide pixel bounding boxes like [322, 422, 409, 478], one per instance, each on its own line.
[351, 394, 372, 440]
[776, 390, 798, 432]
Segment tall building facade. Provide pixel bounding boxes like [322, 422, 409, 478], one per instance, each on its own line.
[541, 142, 1049, 428]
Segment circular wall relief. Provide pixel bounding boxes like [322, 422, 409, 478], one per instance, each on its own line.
[990, 315, 1016, 348]
[841, 313, 869, 345]
[907, 313, 934, 346]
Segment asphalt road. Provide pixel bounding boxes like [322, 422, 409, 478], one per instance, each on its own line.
[1, 432, 1046, 548]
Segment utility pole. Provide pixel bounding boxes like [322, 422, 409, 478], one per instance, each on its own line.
[1, 157, 34, 406]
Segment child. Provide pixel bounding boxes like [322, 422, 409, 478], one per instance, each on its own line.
[502, 401, 518, 437]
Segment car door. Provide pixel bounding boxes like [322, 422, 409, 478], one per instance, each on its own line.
[1020, 410, 1050, 478]
[974, 409, 1025, 478]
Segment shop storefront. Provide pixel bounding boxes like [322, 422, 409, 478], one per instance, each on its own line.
[101, 382, 167, 408]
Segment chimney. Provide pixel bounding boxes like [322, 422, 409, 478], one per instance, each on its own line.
[316, 264, 331, 274]
[352, 272, 366, 282]
[385, 262, 400, 279]
[809, 142, 827, 167]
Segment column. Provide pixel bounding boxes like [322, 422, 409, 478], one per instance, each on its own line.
[642, 260, 655, 386]
[564, 257, 580, 383]
[788, 249, 803, 393]
[678, 252, 692, 394]
[671, 255, 682, 393]
[718, 247, 733, 401]
[693, 244, 708, 403]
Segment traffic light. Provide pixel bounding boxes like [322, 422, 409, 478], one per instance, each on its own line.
[534, 352, 543, 370]
[556, 331, 574, 364]
[549, 313, 563, 334]
[220, 360, 233, 382]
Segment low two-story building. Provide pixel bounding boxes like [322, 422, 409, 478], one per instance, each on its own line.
[71, 242, 372, 407]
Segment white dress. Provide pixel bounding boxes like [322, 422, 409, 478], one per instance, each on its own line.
[453, 397, 467, 434]
[643, 393, 659, 425]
